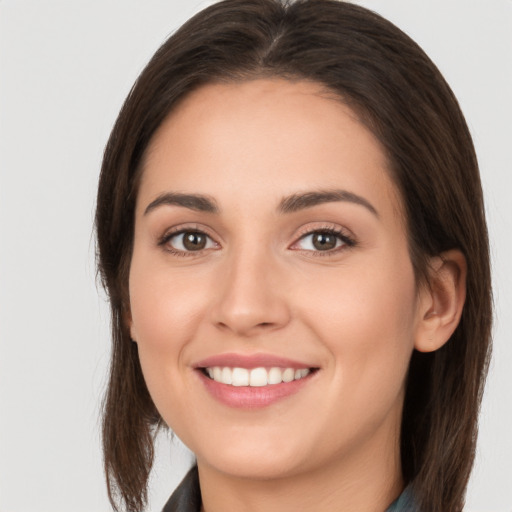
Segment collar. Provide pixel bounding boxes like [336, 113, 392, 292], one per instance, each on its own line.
[162, 466, 417, 512]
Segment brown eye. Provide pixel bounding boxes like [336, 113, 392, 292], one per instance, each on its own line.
[182, 232, 207, 250]
[165, 230, 216, 253]
[293, 229, 353, 253]
[311, 232, 338, 250]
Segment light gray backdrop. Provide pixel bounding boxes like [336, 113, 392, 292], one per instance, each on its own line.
[0, 1, 511, 511]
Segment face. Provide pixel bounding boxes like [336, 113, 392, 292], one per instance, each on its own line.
[128, 79, 425, 481]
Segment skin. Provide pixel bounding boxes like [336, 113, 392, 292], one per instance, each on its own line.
[128, 79, 466, 512]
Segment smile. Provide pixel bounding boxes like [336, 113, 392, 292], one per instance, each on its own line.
[194, 353, 319, 408]
[203, 366, 311, 387]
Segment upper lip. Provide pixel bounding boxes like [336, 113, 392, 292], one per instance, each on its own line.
[194, 352, 317, 370]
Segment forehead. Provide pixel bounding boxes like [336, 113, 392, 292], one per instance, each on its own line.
[139, 78, 403, 222]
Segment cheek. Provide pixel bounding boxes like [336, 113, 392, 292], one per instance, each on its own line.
[127, 254, 210, 409]
[129, 259, 204, 350]
[128, 266, 212, 437]
[296, 254, 418, 393]
[295, 264, 417, 444]
[303, 258, 416, 329]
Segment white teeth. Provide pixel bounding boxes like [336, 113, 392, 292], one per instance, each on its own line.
[205, 366, 312, 386]
[214, 367, 223, 382]
[282, 368, 295, 383]
[249, 367, 268, 387]
[221, 367, 232, 385]
[268, 367, 283, 385]
[232, 367, 249, 386]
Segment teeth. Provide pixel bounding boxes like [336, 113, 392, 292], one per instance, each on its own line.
[282, 368, 295, 383]
[249, 367, 268, 387]
[232, 367, 249, 386]
[221, 367, 232, 385]
[204, 366, 312, 386]
[268, 367, 282, 385]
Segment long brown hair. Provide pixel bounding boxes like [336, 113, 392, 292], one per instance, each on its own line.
[95, 1, 492, 511]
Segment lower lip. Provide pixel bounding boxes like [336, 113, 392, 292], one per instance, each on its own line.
[197, 370, 315, 409]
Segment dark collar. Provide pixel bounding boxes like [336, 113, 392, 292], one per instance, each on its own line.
[162, 466, 201, 512]
[162, 466, 416, 511]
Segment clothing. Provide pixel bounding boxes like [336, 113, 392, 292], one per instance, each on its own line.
[386, 485, 416, 511]
[162, 466, 201, 512]
[162, 466, 417, 511]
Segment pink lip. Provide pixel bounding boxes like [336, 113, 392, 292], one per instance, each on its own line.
[196, 370, 316, 409]
[194, 352, 315, 370]
[193, 353, 319, 409]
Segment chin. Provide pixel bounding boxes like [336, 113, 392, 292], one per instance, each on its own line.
[198, 450, 307, 481]
[188, 427, 312, 480]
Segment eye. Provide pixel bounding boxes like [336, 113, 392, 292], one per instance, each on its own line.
[162, 230, 217, 254]
[293, 229, 355, 253]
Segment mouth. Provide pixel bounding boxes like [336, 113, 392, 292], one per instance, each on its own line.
[200, 366, 314, 387]
[194, 353, 320, 408]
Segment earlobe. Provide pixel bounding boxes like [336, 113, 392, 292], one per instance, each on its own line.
[124, 310, 138, 343]
[414, 250, 467, 353]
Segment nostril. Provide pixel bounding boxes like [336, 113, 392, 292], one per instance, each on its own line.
[211, 292, 292, 336]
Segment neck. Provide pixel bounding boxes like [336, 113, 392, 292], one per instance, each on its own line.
[197, 425, 404, 512]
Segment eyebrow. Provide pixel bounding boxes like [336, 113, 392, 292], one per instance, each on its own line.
[278, 189, 379, 217]
[143, 189, 378, 217]
[144, 192, 219, 215]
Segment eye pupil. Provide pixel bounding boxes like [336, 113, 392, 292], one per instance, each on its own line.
[183, 232, 207, 250]
[313, 232, 337, 250]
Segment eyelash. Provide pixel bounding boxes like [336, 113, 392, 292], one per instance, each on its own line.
[157, 225, 218, 257]
[158, 225, 356, 257]
[293, 226, 356, 257]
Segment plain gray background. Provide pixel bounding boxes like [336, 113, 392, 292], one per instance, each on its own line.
[0, 1, 511, 510]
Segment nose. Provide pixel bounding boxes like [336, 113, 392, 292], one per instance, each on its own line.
[210, 246, 291, 337]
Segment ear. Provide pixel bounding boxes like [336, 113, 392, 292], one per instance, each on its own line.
[414, 249, 467, 353]
[123, 308, 138, 343]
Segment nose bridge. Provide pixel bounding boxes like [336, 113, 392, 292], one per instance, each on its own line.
[211, 238, 290, 336]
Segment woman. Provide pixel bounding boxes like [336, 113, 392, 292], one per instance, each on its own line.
[95, 1, 492, 511]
